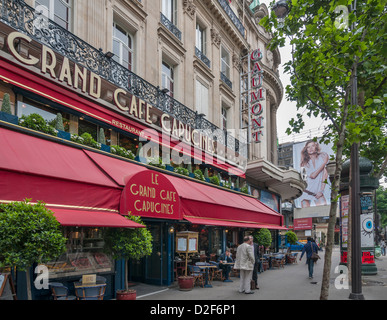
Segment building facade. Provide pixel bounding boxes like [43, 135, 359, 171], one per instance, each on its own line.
[0, 0, 305, 299]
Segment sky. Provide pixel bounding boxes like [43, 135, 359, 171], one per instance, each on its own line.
[258, 0, 329, 144]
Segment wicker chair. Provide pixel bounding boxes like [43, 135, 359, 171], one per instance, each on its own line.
[188, 265, 205, 287]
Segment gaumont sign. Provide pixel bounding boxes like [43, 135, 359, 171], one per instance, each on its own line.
[120, 171, 181, 220]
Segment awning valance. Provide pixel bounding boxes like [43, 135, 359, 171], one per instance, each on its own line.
[51, 208, 145, 228]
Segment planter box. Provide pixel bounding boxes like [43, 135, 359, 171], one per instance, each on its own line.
[100, 143, 111, 153]
[57, 130, 71, 140]
[189, 173, 195, 178]
[166, 165, 174, 171]
[0, 112, 18, 125]
[135, 156, 147, 163]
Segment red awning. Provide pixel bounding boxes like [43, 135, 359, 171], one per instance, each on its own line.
[51, 208, 145, 228]
[164, 174, 283, 227]
[0, 128, 121, 212]
[184, 217, 261, 229]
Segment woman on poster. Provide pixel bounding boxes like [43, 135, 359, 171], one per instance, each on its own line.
[299, 141, 329, 207]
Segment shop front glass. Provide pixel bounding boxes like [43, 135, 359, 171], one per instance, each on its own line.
[46, 227, 114, 280]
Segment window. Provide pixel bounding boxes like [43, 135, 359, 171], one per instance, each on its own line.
[35, 0, 72, 30]
[162, 0, 177, 24]
[221, 105, 228, 130]
[162, 61, 174, 98]
[113, 22, 134, 71]
[195, 80, 209, 118]
[196, 23, 206, 55]
[221, 46, 231, 79]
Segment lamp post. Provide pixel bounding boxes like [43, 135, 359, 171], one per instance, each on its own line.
[348, 0, 364, 300]
[272, 0, 364, 299]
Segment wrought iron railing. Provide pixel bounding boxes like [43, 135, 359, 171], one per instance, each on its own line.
[217, 0, 245, 36]
[220, 72, 233, 89]
[0, 0, 247, 158]
[195, 47, 211, 69]
[160, 12, 182, 41]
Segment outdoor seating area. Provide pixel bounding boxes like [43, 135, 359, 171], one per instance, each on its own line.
[49, 276, 107, 300]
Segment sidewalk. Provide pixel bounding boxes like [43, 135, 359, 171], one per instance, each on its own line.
[134, 247, 387, 300]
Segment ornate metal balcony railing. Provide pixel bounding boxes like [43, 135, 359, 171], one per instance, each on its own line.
[160, 13, 181, 41]
[195, 47, 211, 69]
[217, 0, 245, 36]
[220, 72, 233, 89]
[0, 0, 247, 158]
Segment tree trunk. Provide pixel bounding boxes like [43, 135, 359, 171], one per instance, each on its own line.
[320, 113, 348, 300]
[125, 259, 129, 291]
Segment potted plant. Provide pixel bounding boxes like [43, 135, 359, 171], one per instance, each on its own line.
[204, 168, 210, 182]
[187, 163, 195, 178]
[253, 228, 272, 254]
[0, 199, 67, 300]
[98, 128, 111, 152]
[103, 214, 152, 300]
[285, 230, 298, 253]
[209, 175, 220, 186]
[110, 145, 135, 160]
[135, 142, 147, 163]
[0, 93, 18, 125]
[19, 113, 57, 136]
[54, 113, 71, 140]
[194, 169, 205, 181]
[174, 166, 189, 176]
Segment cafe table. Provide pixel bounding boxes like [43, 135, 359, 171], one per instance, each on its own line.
[196, 263, 217, 288]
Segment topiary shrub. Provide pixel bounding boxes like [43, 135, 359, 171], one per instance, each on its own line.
[1, 93, 12, 114]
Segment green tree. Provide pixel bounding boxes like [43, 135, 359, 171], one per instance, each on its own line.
[103, 214, 152, 292]
[0, 200, 67, 299]
[253, 228, 272, 249]
[261, 0, 386, 299]
[377, 186, 387, 228]
[55, 113, 65, 131]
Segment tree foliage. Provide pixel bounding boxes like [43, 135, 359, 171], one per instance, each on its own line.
[261, 0, 386, 300]
[0, 199, 66, 271]
[377, 186, 387, 228]
[253, 228, 272, 248]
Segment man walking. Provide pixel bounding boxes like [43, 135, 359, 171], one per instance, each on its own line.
[250, 235, 260, 290]
[235, 236, 255, 294]
[300, 237, 319, 279]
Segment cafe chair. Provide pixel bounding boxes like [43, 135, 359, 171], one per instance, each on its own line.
[50, 282, 76, 300]
[188, 265, 204, 288]
[272, 254, 285, 269]
[209, 261, 224, 281]
[75, 284, 106, 300]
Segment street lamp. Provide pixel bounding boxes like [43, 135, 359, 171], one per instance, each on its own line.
[271, 0, 364, 300]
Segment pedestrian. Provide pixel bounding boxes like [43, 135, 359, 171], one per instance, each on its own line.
[234, 235, 255, 294]
[250, 235, 260, 290]
[218, 248, 234, 282]
[380, 239, 386, 256]
[299, 237, 319, 279]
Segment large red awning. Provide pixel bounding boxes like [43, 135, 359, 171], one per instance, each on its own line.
[0, 128, 121, 212]
[184, 217, 287, 230]
[51, 208, 145, 228]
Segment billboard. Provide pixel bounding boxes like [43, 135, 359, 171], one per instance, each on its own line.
[293, 140, 334, 208]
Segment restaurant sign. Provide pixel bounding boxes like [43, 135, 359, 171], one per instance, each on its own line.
[120, 171, 181, 220]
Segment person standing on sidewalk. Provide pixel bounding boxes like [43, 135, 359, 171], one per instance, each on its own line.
[234, 236, 255, 294]
[300, 237, 319, 279]
[250, 235, 260, 290]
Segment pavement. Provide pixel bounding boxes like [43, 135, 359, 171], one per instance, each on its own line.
[133, 246, 387, 301]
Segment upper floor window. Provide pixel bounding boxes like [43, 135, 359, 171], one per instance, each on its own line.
[35, 0, 72, 30]
[221, 104, 228, 130]
[162, 0, 177, 24]
[221, 46, 231, 79]
[196, 23, 206, 55]
[113, 22, 134, 71]
[162, 61, 174, 98]
[196, 80, 209, 118]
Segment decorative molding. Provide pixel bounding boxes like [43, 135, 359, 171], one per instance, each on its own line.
[210, 28, 221, 47]
[183, 0, 196, 19]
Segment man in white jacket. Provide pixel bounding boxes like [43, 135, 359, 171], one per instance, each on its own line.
[234, 236, 255, 294]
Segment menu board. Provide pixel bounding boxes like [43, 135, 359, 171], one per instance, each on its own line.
[177, 238, 187, 252]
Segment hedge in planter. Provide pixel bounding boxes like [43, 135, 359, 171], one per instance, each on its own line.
[0, 93, 18, 125]
[0, 199, 67, 300]
[103, 215, 152, 299]
[19, 113, 57, 136]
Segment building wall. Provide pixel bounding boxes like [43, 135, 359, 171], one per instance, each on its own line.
[32, 0, 283, 163]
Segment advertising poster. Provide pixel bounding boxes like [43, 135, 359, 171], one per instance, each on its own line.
[293, 140, 334, 208]
[341, 195, 349, 248]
